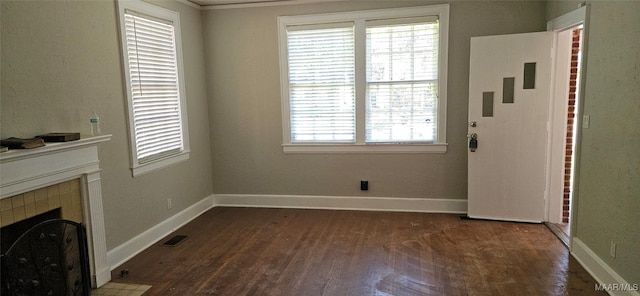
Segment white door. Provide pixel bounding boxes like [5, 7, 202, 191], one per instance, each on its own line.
[467, 32, 553, 223]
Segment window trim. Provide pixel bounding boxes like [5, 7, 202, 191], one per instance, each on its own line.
[282, 143, 448, 154]
[278, 5, 449, 154]
[117, 0, 190, 176]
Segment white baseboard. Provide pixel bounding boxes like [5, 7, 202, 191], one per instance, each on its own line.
[106, 195, 215, 270]
[94, 269, 111, 290]
[571, 238, 640, 296]
[213, 194, 467, 214]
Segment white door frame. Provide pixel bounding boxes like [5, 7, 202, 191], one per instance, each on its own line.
[544, 5, 587, 237]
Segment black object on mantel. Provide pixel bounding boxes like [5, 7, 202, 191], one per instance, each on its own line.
[38, 132, 81, 142]
[0, 137, 45, 149]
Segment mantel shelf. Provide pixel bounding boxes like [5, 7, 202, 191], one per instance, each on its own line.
[1, 134, 112, 163]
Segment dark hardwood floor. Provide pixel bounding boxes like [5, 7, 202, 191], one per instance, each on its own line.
[111, 207, 605, 295]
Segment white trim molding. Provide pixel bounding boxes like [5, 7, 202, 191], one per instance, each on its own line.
[176, 0, 203, 10]
[214, 194, 467, 214]
[82, 171, 110, 287]
[282, 143, 447, 154]
[572, 238, 640, 296]
[201, 0, 347, 10]
[107, 195, 215, 270]
[547, 5, 586, 32]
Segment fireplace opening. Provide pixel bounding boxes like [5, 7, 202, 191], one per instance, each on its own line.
[0, 219, 91, 296]
[1, 208, 61, 253]
[1, 209, 91, 296]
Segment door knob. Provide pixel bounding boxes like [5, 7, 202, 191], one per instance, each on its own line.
[470, 121, 477, 127]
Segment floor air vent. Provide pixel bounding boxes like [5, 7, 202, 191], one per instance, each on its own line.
[163, 235, 187, 247]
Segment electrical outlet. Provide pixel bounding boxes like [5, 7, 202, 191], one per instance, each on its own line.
[360, 180, 368, 191]
[582, 115, 590, 129]
[610, 241, 616, 258]
[167, 198, 173, 210]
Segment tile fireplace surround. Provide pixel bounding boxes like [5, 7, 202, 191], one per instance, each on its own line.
[0, 135, 112, 288]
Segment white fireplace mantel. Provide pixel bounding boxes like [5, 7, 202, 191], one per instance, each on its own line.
[1, 134, 112, 288]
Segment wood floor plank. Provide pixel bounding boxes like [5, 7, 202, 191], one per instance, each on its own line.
[111, 207, 606, 295]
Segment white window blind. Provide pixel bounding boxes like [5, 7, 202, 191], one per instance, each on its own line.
[287, 25, 356, 143]
[366, 19, 439, 143]
[278, 5, 449, 153]
[124, 11, 184, 162]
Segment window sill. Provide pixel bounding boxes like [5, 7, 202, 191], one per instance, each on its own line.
[131, 150, 190, 177]
[282, 143, 447, 154]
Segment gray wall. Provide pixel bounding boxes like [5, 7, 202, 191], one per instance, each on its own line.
[548, 1, 640, 285]
[203, 1, 546, 199]
[0, 0, 213, 250]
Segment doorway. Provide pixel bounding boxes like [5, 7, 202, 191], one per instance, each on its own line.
[545, 6, 587, 247]
[560, 26, 583, 236]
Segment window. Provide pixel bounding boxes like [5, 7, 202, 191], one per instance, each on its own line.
[117, 0, 190, 176]
[287, 24, 355, 143]
[278, 5, 449, 153]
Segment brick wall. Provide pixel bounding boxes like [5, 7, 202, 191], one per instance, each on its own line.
[563, 28, 582, 223]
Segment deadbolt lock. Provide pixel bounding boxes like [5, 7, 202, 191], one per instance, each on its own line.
[469, 133, 478, 152]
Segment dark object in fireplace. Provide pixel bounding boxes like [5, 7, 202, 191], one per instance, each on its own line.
[1, 219, 91, 296]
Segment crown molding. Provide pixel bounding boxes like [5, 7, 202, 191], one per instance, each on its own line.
[200, 0, 347, 10]
[175, 0, 203, 10]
